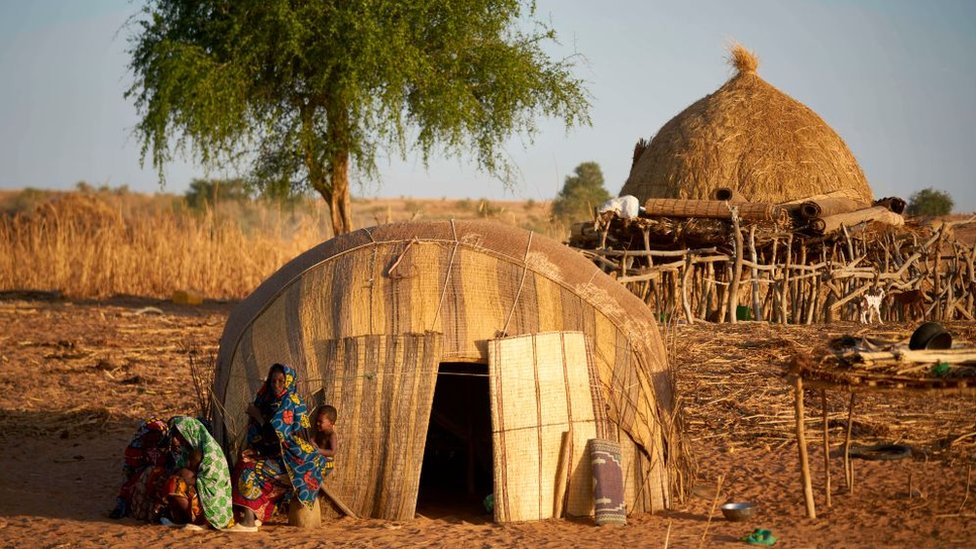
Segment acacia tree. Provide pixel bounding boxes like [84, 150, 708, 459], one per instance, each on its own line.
[127, 0, 590, 234]
[551, 161, 610, 224]
[907, 187, 954, 217]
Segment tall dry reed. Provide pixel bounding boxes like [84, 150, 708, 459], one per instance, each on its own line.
[0, 191, 561, 300]
[0, 192, 332, 299]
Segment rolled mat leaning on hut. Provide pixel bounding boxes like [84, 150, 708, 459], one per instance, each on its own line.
[232, 363, 332, 529]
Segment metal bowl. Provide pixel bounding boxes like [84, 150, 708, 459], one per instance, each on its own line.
[720, 502, 756, 522]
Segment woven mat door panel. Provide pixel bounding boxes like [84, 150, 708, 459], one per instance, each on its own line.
[489, 332, 598, 522]
[317, 333, 441, 520]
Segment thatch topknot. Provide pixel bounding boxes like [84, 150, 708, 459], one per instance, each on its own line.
[729, 43, 759, 75]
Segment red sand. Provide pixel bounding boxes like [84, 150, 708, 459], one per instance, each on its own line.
[2, 297, 975, 547]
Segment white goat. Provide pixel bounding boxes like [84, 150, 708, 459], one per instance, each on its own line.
[859, 288, 885, 324]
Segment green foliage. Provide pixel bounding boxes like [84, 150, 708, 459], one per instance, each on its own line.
[183, 178, 252, 210]
[907, 187, 954, 217]
[126, 0, 590, 234]
[551, 162, 610, 223]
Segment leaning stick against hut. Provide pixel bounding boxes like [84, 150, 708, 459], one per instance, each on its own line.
[809, 206, 905, 235]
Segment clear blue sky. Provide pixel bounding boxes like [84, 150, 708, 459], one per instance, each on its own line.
[1, 1, 974, 211]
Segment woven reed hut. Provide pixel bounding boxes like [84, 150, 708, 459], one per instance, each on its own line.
[621, 45, 873, 205]
[212, 220, 685, 523]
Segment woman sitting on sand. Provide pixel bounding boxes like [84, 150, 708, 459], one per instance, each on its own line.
[162, 416, 234, 529]
[231, 363, 331, 529]
[110, 416, 233, 529]
[110, 417, 172, 520]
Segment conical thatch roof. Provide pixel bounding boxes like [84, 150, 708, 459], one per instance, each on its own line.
[621, 45, 873, 204]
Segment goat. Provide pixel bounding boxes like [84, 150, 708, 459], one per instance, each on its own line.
[859, 288, 885, 324]
[888, 289, 926, 322]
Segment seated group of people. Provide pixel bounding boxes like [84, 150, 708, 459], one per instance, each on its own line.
[109, 363, 338, 531]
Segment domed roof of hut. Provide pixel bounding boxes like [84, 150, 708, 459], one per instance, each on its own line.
[620, 45, 873, 204]
[213, 220, 688, 521]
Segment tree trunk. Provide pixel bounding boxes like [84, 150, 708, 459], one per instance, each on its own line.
[329, 150, 353, 234]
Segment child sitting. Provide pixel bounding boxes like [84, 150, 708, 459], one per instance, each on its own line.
[312, 405, 338, 475]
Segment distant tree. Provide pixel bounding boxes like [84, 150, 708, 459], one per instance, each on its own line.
[126, 0, 590, 235]
[551, 162, 610, 223]
[907, 187, 954, 217]
[184, 178, 252, 210]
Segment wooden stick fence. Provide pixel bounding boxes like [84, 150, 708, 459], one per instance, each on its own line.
[572, 210, 976, 324]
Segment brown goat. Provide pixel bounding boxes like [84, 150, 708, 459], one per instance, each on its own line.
[888, 290, 926, 322]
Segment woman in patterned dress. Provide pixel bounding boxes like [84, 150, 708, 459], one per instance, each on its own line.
[231, 363, 331, 528]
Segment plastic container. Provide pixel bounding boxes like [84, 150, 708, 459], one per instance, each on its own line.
[908, 322, 952, 350]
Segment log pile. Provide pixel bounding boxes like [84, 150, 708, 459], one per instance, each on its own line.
[569, 190, 976, 324]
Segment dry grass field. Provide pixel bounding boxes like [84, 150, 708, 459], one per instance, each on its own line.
[0, 189, 558, 300]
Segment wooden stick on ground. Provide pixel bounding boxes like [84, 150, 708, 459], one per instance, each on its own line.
[794, 376, 816, 519]
[844, 393, 856, 495]
[821, 390, 831, 508]
[697, 474, 725, 549]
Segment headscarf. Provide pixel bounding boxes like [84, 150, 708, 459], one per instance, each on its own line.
[264, 364, 329, 508]
[169, 416, 234, 528]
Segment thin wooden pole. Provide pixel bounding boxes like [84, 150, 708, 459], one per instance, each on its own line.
[749, 226, 762, 321]
[553, 431, 571, 519]
[728, 208, 744, 323]
[794, 376, 816, 519]
[821, 390, 831, 508]
[781, 235, 792, 323]
[844, 393, 856, 494]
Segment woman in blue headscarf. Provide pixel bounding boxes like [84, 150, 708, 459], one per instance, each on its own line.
[231, 363, 330, 528]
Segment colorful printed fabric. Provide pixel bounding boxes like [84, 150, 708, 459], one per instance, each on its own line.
[115, 417, 171, 520]
[231, 451, 292, 522]
[164, 474, 204, 524]
[169, 416, 234, 528]
[267, 364, 331, 509]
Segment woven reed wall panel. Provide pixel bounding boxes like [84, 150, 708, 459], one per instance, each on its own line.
[532, 270, 564, 334]
[460, 247, 505, 357]
[284, 286, 313, 391]
[316, 334, 440, 520]
[405, 242, 445, 334]
[347, 246, 377, 336]
[218, 333, 258, 457]
[489, 333, 597, 522]
[249, 295, 293, 371]
[495, 258, 541, 336]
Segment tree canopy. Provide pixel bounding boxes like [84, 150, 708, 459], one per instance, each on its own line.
[126, 0, 591, 234]
[907, 187, 954, 217]
[551, 161, 610, 224]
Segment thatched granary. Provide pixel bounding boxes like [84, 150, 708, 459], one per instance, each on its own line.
[212, 220, 685, 523]
[621, 45, 873, 205]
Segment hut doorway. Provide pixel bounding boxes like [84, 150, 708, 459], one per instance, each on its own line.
[416, 362, 494, 517]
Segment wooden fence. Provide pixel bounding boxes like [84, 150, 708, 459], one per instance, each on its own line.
[572, 211, 976, 325]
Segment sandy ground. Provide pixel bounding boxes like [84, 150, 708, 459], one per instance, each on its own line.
[2, 296, 976, 547]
